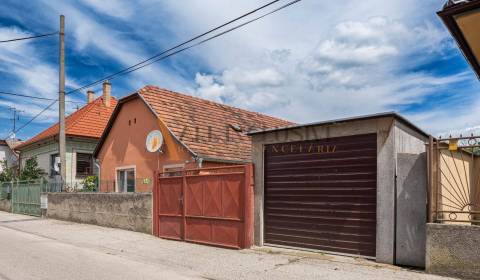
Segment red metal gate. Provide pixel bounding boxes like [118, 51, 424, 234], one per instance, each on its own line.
[153, 165, 254, 249]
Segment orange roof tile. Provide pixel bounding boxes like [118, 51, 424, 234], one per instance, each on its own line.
[16, 96, 117, 150]
[138, 86, 295, 162]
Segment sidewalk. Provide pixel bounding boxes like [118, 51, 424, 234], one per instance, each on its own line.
[0, 211, 456, 280]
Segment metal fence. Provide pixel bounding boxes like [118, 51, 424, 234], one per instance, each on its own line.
[0, 177, 101, 195]
[0, 178, 102, 216]
[1, 177, 152, 196]
[0, 182, 10, 200]
[428, 135, 480, 224]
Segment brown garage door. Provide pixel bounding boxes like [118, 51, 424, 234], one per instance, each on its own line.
[264, 133, 377, 257]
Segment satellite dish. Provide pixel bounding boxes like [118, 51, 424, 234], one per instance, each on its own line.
[146, 130, 163, 153]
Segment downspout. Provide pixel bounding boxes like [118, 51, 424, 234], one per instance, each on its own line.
[17, 152, 22, 177]
[196, 157, 203, 168]
[94, 159, 100, 192]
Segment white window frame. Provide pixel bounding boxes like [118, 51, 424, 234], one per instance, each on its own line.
[115, 165, 136, 193]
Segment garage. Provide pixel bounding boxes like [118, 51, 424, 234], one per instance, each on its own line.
[263, 134, 377, 257]
[249, 113, 430, 266]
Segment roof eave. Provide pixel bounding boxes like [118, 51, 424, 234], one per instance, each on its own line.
[16, 134, 99, 151]
[437, 0, 480, 80]
[199, 155, 250, 164]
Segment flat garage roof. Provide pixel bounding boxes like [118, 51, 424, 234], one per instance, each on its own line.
[247, 112, 430, 138]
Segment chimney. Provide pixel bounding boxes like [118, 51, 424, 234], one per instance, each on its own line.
[102, 80, 111, 107]
[87, 90, 94, 103]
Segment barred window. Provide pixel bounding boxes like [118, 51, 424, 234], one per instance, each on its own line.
[76, 153, 93, 177]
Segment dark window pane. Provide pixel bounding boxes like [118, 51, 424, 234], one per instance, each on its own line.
[127, 170, 135, 192]
[76, 153, 93, 177]
[50, 154, 60, 177]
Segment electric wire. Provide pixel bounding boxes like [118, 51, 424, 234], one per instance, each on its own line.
[0, 31, 59, 43]
[8, 0, 301, 138]
[0, 91, 85, 104]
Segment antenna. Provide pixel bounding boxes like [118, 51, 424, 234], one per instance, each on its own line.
[8, 106, 24, 139]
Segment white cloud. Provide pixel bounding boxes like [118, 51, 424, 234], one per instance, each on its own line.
[192, 15, 475, 136]
[2, 0, 479, 139]
[0, 26, 83, 125]
[79, 0, 134, 19]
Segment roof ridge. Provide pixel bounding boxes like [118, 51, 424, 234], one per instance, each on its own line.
[142, 85, 295, 125]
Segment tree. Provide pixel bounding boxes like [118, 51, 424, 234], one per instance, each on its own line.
[0, 160, 15, 182]
[19, 157, 45, 181]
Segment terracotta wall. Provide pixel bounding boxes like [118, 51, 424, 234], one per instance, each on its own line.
[97, 98, 195, 192]
[97, 97, 235, 193]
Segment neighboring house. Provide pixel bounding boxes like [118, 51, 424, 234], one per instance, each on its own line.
[94, 85, 294, 193]
[15, 81, 117, 187]
[0, 139, 22, 171]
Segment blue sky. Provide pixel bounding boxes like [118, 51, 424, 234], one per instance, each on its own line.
[0, 0, 479, 141]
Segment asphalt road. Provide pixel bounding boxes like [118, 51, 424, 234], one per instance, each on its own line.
[0, 212, 456, 280]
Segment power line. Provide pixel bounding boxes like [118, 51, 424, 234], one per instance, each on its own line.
[0, 31, 59, 43]
[11, 100, 57, 138]
[11, 0, 301, 138]
[65, 0, 284, 96]
[0, 91, 86, 104]
[117, 0, 302, 78]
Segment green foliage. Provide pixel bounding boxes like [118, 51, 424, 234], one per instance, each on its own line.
[82, 175, 97, 192]
[19, 157, 45, 181]
[0, 160, 15, 182]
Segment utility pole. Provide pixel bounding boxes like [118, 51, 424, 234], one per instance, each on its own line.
[59, 15, 66, 187]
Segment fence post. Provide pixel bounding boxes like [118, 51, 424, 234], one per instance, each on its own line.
[181, 170, 187, 241]
[427, 136, 434, 223]
[152, 171, 159, 236]
[243, 163, 254, 248]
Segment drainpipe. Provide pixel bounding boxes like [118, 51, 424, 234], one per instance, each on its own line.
[197, 157, 203, 168]
[94, 159, 101, 192]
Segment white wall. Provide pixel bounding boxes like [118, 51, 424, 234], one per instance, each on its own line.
[0, 147, 6, 172]
[0, 145, 18, 172]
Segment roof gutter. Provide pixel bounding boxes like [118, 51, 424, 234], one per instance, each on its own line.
[198, 155, 250, 165]
[437, 0, 480, 80]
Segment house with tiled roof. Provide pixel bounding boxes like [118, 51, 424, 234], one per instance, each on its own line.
[0, 139, 22, 172]
[94, 85, 294, 193]
[16, 81, 117, 187]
